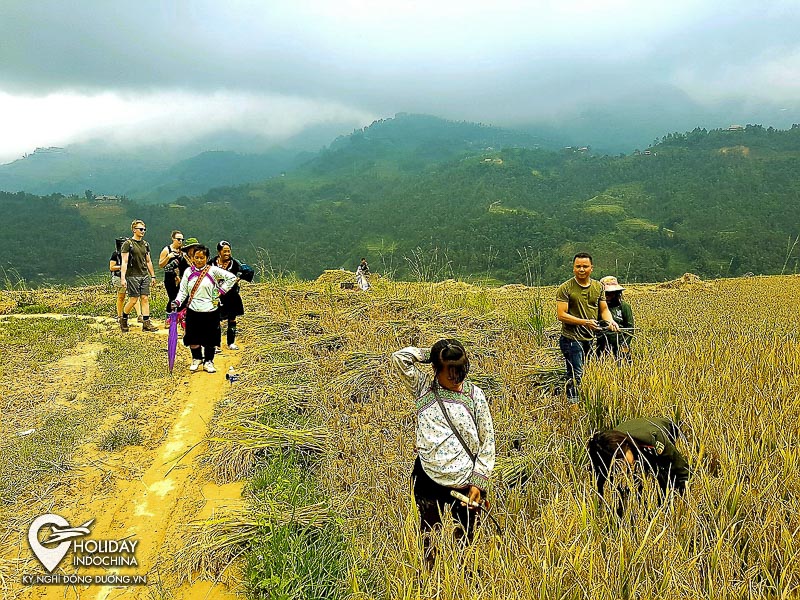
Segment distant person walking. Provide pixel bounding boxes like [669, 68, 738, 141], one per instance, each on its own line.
[210, 240, 245, 351]
[172, 245, 237, 373]
[159, 230, 188, 313]
[356, 257, 371, 291]
[596, 275, 634, 362]
[120, 220, 159, 332]
[392, 339, 495, 569]
[556, 252, 618, 402]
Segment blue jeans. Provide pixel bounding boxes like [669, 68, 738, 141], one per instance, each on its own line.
[559, 335, 593, 401]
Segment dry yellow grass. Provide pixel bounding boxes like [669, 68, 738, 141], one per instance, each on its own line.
[3, 274, 799, 598]
[228, 274, 800, 599]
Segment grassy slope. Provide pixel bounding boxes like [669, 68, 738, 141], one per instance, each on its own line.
[1, 273, 799, 599]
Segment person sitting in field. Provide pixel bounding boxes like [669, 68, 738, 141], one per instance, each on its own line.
[172, 245, 237, 373]
[596, 275, 635, 362]
[587, 417, 690, 516]
[392, 339, 495, 569]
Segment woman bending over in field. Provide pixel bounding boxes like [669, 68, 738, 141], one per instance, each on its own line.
[588, 417, 690, 516]
[392, 339, 495, 569]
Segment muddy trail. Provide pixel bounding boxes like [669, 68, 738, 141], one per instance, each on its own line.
[3, 316, 245, 599]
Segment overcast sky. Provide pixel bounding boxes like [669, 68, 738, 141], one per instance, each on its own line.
[1, 0, 798, 162]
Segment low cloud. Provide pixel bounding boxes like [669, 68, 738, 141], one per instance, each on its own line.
[1, 0, 798, 159]
[0, 91, 375, 162]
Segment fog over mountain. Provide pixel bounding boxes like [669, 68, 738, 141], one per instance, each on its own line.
[1, 1, 799, 163]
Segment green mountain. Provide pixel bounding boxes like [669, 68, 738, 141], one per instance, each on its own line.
[0, 146, 308, 203]
[2, 116, 800, 286]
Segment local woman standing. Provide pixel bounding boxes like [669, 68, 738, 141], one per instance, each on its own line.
[210, 240, 245, 350]
[173, 245, 237, 373]
[392, 339, 495, 568]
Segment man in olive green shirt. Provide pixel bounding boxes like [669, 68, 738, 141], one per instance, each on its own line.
[120, 219, 159, 332]
[556, 252, 618, 402]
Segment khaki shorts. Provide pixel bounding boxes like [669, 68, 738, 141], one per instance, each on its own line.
[125, 276, 151, 298]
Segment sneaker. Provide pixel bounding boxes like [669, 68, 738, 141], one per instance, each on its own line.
[204, 361, 217, 373]
[119, 316, 129, 332]
[190, 359, 202, 372]
[228, 343, 239, 350]
[137, 316, 144, 323]
[142, 321, 159, 332]
[215, 346, 222, 354]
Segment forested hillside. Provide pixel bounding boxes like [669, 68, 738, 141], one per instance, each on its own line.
[1, 116, 799, 285]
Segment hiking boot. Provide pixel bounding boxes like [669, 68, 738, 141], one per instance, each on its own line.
[142, 320, 159, 332]
[137, 316, 144, 323]
[189, 359, 202, 372]
[215, 346, 222, 354]
[119, 316, 129, 332]
[204, 361, 217, 373]
[228, 343, 239, 351]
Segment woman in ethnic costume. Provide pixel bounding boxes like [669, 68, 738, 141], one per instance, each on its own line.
[173, 245, 237, 373]
[392, 339, 495, 568]
[210, 240, 245, 351]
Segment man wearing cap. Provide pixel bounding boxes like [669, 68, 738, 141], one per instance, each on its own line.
[596, 275, 634, 362]
[120, 219, 159, 332]
[556, 253, 618, 402]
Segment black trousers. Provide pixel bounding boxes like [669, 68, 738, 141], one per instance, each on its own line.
[411, 457, 479, 566]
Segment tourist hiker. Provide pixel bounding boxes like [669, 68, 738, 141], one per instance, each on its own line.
[110, 238, 140, 322]
[356, 257, 371, 291]
[587, 417, 690, 516]
[159, 230, 189, 313]
[392, 339, 495, 569]
[172, 245, 237, 373]
[596, 275, 634, 362]
[119, 220, 158, 332]
[210, 240, 245, 351]
[556, 252, 618, 401]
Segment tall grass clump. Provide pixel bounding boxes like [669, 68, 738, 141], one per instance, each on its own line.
[243, 451, 350, 600]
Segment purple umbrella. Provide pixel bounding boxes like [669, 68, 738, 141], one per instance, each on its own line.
[167, 311, 178, 373]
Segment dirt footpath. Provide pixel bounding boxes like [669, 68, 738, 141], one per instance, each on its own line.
[11, 322, 244, 600]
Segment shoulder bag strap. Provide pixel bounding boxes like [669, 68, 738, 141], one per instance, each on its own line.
[434, 387, 477, 464]
[186, 266, 210, 306]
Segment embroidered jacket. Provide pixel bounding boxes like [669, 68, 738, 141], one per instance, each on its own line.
[175, 265, 237, 313]
[392, 347, 495, 490]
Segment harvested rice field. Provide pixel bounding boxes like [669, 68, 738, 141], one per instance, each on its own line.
[0, 273, 798, 599]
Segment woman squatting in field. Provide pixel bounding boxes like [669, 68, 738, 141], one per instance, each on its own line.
[392, 339, 496, 569]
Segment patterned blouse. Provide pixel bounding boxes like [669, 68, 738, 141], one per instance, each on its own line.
[176, 265, 238, 313]
[392, 347, 495, 490]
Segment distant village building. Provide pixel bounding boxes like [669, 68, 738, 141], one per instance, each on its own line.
[727, 125, 745, 131]
[93, 195, 121, 203]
